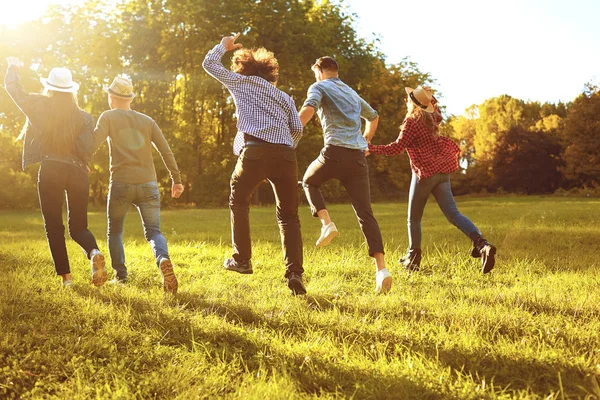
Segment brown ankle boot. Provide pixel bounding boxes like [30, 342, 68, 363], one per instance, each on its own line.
[469, 232, 496, 273]
[399, 248, 421, 272]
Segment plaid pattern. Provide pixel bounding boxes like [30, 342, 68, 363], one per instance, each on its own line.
[368, 99, 460, 180]
[203, 44, 303, 155]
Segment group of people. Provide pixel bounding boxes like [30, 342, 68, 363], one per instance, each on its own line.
[4, 32, 496, 296]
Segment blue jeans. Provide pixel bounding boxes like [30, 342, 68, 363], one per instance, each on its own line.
[407, 172, 480, 249]
[107, 181, 169, 280]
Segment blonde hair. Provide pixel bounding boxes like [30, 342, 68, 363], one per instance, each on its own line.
[231, 47, 279, 83]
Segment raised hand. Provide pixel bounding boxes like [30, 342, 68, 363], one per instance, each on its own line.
[220, 32, 243, 52]
[6, 57, 23, 68]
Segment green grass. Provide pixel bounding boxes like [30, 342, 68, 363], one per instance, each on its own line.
[1, 196, 599, 399]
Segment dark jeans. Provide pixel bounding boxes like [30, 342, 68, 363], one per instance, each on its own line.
[302, 145, 384, 257]
[37, 160, 99, 275]
[230, 144, 303, 277]
[408, 172, 480, 249]
[107, 181, 168, 281]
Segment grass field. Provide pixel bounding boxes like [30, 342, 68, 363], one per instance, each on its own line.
[1, 196, 599, 399]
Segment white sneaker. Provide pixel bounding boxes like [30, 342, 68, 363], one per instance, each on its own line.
[90, 250, 107, 287]
[62, 280, 73, 289]
[375, 268, 392, 294]
[316, 222, 338, 247]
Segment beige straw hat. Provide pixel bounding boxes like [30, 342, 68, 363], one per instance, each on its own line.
[405, 85, 434, 113]
[105, 76, 136, 99]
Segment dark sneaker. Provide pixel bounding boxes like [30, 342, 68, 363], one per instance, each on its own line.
[287, 272, 306, 295]
[479, 242, 496, 274]
[470, 233, 497, 274]
[159, 258, 178, 294]
[399, 248, 421, 272]
[223, 258, 253, 274]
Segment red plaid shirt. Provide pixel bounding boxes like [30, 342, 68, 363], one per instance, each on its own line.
[368, 100, 460, 180]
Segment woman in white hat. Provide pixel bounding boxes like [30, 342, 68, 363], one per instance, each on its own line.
[4, 57, 107, 288]
[368, 85, 496, 273]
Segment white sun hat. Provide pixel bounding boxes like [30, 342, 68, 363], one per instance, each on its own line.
[39, 67, 80, 93]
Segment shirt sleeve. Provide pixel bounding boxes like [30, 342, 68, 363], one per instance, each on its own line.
[91, 112, 110, 154]
[202, 43, 242, 89]
[359, 97, 378, 121]
[302, 83, 323, 110]
[368, 117, 417, 156]
[151, 121, 182, 184]
[287, 95, 303, 147]
[75, 113, 95, 164]
[4, 66, 37, 118]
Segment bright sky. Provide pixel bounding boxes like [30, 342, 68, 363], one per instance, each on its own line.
[345, 0, 600, 115]
[2, 0, 599, 115]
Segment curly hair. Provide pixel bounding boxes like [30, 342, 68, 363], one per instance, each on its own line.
[230, 47, 279, 83]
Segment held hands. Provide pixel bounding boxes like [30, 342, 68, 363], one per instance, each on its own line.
[172, 183, 184, 199]
[6, 57, 23, 68]
[220, 33, 243, 52]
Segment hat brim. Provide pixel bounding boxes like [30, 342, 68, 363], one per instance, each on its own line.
[105, 87, 136, 99]
[40, 77, 79, 93]
[405, 87, 434, 113]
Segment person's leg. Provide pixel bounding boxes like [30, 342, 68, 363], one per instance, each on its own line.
[132, 181, 177, 293]
[431, 175, 496, 273]
[402, 173, 437, 271]
[65, 165, 106, 286]
[267, 149, 304, 285]
[340, 155, 385, 266]
[302, 148, 339, 246]
[107, 182, 131, 281]
[37, 161, 70, 283]
[340, 154, 390, 293]
[228, 146, 267, 268]
[431, 174, 480, 236]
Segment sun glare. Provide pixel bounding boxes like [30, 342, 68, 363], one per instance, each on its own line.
[0, 0, 85, 28]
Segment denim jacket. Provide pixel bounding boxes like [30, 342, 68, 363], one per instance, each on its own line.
[4, 66, 93, 171]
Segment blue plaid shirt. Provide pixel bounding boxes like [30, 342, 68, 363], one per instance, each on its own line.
[203, 44, 303, 155]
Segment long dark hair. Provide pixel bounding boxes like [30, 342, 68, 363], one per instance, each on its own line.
[41, 90, 84, 154]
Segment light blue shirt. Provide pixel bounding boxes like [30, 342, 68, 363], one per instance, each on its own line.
[303, 78, 378, 150]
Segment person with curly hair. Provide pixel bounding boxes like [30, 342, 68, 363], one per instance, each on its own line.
[368, 85, 496, 273]
[202, 33, 306, 295]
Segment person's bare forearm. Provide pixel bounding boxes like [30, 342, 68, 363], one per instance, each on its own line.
[299, 106, 315, 126]
[363, 116, 379, 143]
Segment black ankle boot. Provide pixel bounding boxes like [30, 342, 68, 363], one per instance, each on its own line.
[468, 232, 496, 273]
[399, 248, 421, 272]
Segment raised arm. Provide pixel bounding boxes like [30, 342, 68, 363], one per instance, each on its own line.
[4, 57, 37, 117]
[202, 33, 243, 88]
[150, 121, 184, 198]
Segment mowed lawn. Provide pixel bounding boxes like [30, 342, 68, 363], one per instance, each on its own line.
[1, 196, 599, 399]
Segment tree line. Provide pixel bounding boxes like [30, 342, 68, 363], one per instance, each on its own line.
[1, 0, 598, 209]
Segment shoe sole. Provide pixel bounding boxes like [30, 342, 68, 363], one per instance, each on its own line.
[91, 254, 107, 287]
[316, 230, 338, 248]
[376, 276, 393, 294]
[224, 267, 253, 274]
[482, 245, 497, 274]
[160, 260, 178, 294]
[288, 279, 307, 295]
